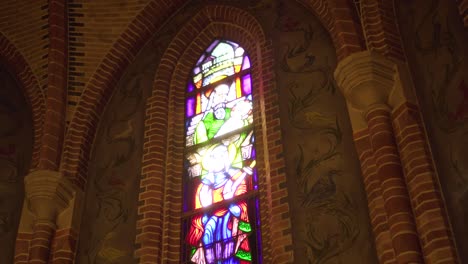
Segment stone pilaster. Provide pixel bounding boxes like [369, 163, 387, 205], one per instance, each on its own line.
[21, 170, 75, 263]
[335, 50, 459, 263]
[335, 51, 422, 263]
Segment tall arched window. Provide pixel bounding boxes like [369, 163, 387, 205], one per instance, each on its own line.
[183, 40, 261, 264]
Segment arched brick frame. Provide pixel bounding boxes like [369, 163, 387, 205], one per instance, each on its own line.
[297, 0, 366, 61]
[359, 0, 405, 61]
[38, 0, 68, 171]
[134, 5, 293, 263]
[0, 32, 45, 170]
[59, 0, 187, 189]
[61, 0, 365, 192]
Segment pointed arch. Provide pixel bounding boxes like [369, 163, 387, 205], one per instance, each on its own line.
[135, 5, 293, 263]
[0, 32, 45, 169]
[297, 0, 366, 61]
[60, 0, 187, 190]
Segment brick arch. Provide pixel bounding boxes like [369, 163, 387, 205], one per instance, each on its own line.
[61, 0, 367, 191]
[0, 32, 45, 169]
[359, 0, 405, 61]
[297, 0, 366, 61]
[135, 5, 292, 263]
[60, 0, 187, 189]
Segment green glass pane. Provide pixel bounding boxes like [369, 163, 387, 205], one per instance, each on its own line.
[235, 249, 252, 261]
[239, 221, 252, 233]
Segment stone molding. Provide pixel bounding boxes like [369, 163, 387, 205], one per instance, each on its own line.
[24, 170, 75, 223]
[334, 51, 396, 112]
[334, 51, 417, 132]
[334, 49, 459, 263]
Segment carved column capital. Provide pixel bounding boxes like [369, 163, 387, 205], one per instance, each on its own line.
[334, 51, 397, 113]
[24, 170, 75, 223]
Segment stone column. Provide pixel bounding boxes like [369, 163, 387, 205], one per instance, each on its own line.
[335, 51, 423, 263]
[23, 170, 75, 263]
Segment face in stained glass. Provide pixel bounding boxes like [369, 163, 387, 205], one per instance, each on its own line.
[184, 40, 260, 264]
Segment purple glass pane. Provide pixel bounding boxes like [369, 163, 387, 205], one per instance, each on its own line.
[226, 40, 239, 49]
[242, 56, 251, 70]
[196, 54, 206, 66]
[187, 82, 194, 93]
[207, 40, 220, 53]
[242, 74, 252, 95]
[253, 169, 258, 190]
[186, 97, 195, 117]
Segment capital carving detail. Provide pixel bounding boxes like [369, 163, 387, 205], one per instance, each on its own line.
[334, 51, 397, 113]
[24, 170, 75, 222]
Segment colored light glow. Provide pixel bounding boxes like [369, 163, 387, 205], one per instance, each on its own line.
[236, 250, 252, 261]
[185, 40, 259, 264]
[235, 64, 241, 73]
[235, 47, 245, 57]
[186, 97, 195, 117]
[242, 56, 251, 70]
[253, 169, 258, 190]
[206, 40, 220, 54]
[242, 74, 252, 95]
[188, 83, 194, 93]
[196, 93, 201, 114]
[196, 54, 206, 67]
[236, 77, 242, 98]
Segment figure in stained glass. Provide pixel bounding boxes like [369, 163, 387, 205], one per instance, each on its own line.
[189, 143, 255, 264]
[184, 40, 259, 264]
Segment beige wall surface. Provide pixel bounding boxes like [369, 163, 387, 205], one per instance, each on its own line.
[397, 0, 468, 260]
[269, 1, 378, 263]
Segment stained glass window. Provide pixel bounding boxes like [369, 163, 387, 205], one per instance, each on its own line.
[183, 40, 261, 264]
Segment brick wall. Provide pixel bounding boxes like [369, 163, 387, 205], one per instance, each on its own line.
[0, 1, 48, 171]
[0, 0, 463, 263]
[0, 0, 49, 95]
[298, 0, 365, 61]
[135, 5, 293, 263]
[0, 33, 45, 170]
[392, 102, 458, 262]
[66, 0, 154, 122]
[360, 0, 405, 61]
[354, 129, 396, 264]
[60, 0, 187, 190]
[38, 0, 68, 171]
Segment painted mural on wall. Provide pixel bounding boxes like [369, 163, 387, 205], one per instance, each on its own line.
[0, 66, 33, 264]
[251, 1, 378, 262]
[74, 42, 162, 263]
[397, 0, 468, 260]
[75, 3, 202, 263]
[77, 0, 378, 263]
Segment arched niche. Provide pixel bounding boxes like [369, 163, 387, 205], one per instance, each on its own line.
[77, 1, 378, 263]
[75, 44, 157, 263]
[0, 64, 33, 263]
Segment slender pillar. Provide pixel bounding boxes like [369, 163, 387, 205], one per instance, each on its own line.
[335, 51, 423, 263]
[357, 0, 459, 262]
[366, 104, 422, 263]
[23, 170, 75, 263]
[354, 128, 396, 264]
